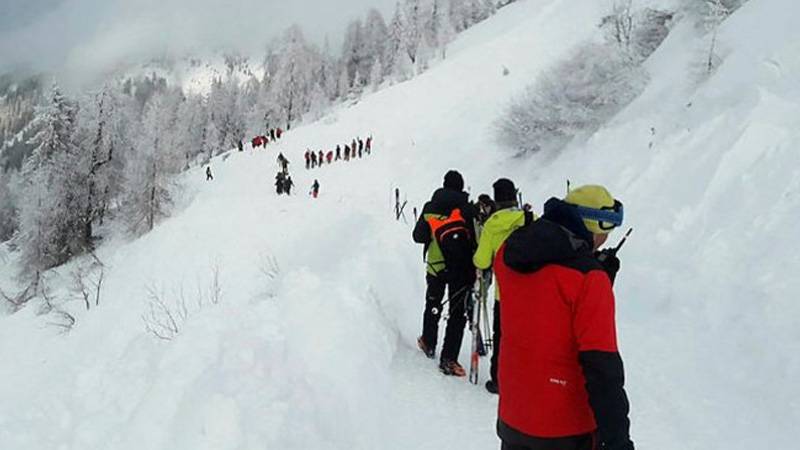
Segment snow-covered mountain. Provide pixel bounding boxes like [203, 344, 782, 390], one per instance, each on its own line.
[1, 0, 798, 449]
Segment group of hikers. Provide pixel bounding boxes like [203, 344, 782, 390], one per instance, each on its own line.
[304, 136, 373, 169]
[413, 170, 633, 450]
[242, 127, 284, 151]
[274, 152, 321, 198]
[275, 153, 295, 195]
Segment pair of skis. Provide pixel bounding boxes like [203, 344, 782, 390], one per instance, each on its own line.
[469, 217, 493, 385]
[469, 269, 492, 385]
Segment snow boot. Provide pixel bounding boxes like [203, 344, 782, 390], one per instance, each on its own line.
[417, 336, 435, 359]
[485, 380, 499, 395]
[439, 360, 466, 377]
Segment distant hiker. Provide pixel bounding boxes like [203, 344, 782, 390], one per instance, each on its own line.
[358, 144, 363, 159]
[326, 151, 334, 164]
[270, 128, 276, 141]
[366, 136, 372, 154]
[276, 128, 283, 139]
[275, 171, 285, 195]
[495, 185, 632, 450]
[277, 153, 289, 172]
[305, 150, 311, 169]
[335, 145, 342, 160]
[412, 170, 477, 377]
[206, 166, 214, 181]
[285, 176, 294, 195]
[358, 138, 364, 153]
[318, 150, 324, 167]
[238, 140, 244, 152]
[472, 179, 533, 395]
[344, 145, 351, 161]
[311, 151, 318, 168]
[311, 179, 320, 198]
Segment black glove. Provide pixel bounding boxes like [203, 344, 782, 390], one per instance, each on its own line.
[599, 438, 635, 450]
[595, 249, 620, 285]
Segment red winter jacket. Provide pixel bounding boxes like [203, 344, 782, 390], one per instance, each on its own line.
[495, 198, 633, 449]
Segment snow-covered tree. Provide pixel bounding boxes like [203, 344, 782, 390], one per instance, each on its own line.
[0, 169, 20, 242]
[342, 19, 367, 89]
[122, 95, 180, 235]
[386, 3, 414, 81]
[425, 0, 456, 59]
[402, 0, 423, 67]
[26, 83, 75, 169]
[268, 25, 320, 129]
[15, 82, 86, 272]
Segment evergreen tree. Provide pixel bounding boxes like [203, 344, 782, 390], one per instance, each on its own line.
[17, 82, 82, 272]
[123, 95, 179, 235]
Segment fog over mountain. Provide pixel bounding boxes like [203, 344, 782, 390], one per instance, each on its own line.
[0, 0, 395, 87]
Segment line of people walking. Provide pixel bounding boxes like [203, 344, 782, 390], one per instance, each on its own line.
[305, 136, 373, 169]
[413, 170, 634, 450]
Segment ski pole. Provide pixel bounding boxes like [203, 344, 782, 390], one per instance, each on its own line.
[613, 227, 633, 254]
[598, 228, 633, 263]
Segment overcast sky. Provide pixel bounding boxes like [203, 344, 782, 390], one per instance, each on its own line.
[0, 0, 396, 86]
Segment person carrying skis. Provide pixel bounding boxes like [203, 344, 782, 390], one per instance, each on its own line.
[311, 179, 320, 198]
[494, 185, 633, 450]
[472, 179, 533, 394]
[413, 170, 478, 377]
[275, 171, 285, 195]
[206, 166, 214, 181]
[277, 153, 289, 172]
[285, 175, 294, 195]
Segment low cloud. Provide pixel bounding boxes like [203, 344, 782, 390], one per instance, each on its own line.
[0, 0, 395, 87]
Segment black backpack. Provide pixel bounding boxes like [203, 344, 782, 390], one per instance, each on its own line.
[427, 208, 474, 275]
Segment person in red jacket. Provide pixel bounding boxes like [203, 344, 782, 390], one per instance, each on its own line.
[494, 185, 633, 450]
[326, 151, 334, 164]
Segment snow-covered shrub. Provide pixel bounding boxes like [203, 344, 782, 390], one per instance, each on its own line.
[600, 3, 674, 62]
[496, 42, 647, 155]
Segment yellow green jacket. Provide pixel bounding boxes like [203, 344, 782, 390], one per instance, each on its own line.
[473, 208, 533, 299]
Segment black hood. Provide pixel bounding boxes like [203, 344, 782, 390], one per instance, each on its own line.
[503, 198, 594, 273]
[429, 187, 470, 213]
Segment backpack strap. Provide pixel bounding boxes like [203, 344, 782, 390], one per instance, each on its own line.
[524, 210, 535, 226]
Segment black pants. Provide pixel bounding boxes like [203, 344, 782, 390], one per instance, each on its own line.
[491, 300, 501, 385]
[501, 439, 593, 450]
[499, 420, 595, 450]
[421, 273, 472, 363]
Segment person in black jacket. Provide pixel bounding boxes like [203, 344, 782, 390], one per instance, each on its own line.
[412, 170, 477, 377]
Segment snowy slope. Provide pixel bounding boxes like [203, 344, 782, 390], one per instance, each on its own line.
[1, 0, 799, 449]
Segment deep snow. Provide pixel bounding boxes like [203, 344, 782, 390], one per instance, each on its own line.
[2, 0, 799, 449]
